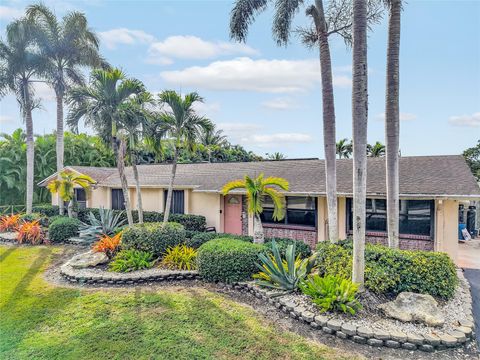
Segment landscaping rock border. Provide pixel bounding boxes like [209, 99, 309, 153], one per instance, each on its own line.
[231, 272, 475, 353]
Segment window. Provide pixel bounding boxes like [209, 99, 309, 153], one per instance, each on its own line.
[111, 189, 125, 210]
[346, 198, 434, 238]
[260, 196, 316, 227]
[164, 190, 184, 214]
[75, 188, 87, 209]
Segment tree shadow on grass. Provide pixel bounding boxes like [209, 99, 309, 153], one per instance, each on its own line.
[0, 246, 16, 263]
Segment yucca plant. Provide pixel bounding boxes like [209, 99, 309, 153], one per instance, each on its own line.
[300, 274, 362, 315]
[93, 231, 123, 258]
[79, 207, 126, 243]
[0, 214, 20, 232]
[162, 244, 197, 270]
[254, 240, 315, 292]
[16, 220, 45, 244]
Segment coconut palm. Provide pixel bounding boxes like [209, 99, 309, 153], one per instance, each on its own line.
[230, 0, 382, 244]
[222, 174, 289, 243]
[118, 91, 155, 224]
[0, 18, 45, 214]
[336, 138, 352, 159]
[367, 141, 385, 157]
[47, 170, 95, 217]
[384, 0, 402, 248]
[351, 0, 369, 287]
[267, 152, 287, 160]
[199, 125, 229, 162]
[26, 3, 105, 216]
[155, 90, 213, 223]
[67, 68, 144, 226]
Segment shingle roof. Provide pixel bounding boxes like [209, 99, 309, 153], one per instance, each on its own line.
[39, 155, 480, 198]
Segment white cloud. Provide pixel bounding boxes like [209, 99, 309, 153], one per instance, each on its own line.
[192, 101, 221, 117]
[218, 123, 262, 138]
[146, 35, 258, 65]
[448, 112, 480, 127]
[160, 57, 351, 93]
[0, 6, 23, 20]
[261, 97, 299, 110]
[99, 28, 155, 49]
[241, 133, 313, 147]
[376, 112, 418, 121]
[0, 115, 15, 124]
[34, 82, 56, 102]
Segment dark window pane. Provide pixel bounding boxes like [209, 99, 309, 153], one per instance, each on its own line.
[365, 199, 387, 232]
[164, 190, 184, 214]
[288, 196, 315, 210]
[399, 200, 433, 236]
[287, 209, 316, 226]
[75, 188, 86, 201]
[260, 209, 282, 224]
[112, 189, 125, 210]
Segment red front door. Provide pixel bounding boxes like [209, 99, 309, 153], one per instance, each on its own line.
[224, 195, 243, 235]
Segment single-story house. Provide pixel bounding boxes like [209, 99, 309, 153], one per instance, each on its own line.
[39, 155, 480, 263]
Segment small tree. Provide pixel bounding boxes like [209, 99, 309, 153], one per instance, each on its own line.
[47, 170, 95, 217]
[222, 173, 289, 244]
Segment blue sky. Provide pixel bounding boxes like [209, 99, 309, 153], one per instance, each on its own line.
[0, 0, 479, 159]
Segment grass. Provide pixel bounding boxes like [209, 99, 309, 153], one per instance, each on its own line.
[0, 245, 358, 360]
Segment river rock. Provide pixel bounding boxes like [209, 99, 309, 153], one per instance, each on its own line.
[378, 292, 445, 327]
[68, 250, 108, 268]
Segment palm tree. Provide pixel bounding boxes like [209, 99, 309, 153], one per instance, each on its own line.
[26, 3, 105, 216]
[155, 90, 213, 224]
[336, 138, 352, 159]
[266, 152, 287, 160]
[222, 173, 289, 243]
[118, 91, 155, 224]
[199, 125, 229, 162]
[47, 170, 95, 217]
[367, 141, 385, 157]
[384, 0, 402, 248]
[0, 19, 45, 215]
[351, 0, 369, 288]
[67, 68, 144, 226]
[230, 0, 382, 244]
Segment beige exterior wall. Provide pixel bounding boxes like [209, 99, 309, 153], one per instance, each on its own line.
[337, 197, 347, 240]
[188, 191, 222, 230]
[317, 197, 326, 243]
[88, 187, 110, 209]
[130, 188, 163, 212]
[435, 199, 459, 262]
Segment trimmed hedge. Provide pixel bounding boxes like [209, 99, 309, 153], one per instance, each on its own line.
[197, 238, 265, 283]
[32, 205, 206, 232]
[186, 231, 311, 258]
[316, 240, 458, 299]
[122, 222, 185, 257]
[48, 217, 82, 243]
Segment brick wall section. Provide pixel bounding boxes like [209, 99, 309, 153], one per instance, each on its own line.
[362, 231, 434, 251]
[263, 225, 318, 249]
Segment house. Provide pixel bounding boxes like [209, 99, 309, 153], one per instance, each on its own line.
[39, 155, 480, 263]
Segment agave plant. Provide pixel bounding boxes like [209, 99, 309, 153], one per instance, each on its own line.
[78, 207, 126, 243]
[254, 240, 316, 292]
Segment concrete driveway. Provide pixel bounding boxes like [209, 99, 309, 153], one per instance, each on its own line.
[458, 239, 480, 351]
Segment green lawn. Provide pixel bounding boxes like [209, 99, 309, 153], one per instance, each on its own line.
[0, 245, 358, 360]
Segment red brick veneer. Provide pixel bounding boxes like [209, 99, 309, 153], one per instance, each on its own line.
[351, 231, 434, 251]
[262, 224, 318, 249]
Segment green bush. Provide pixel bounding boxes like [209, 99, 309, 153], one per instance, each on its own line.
[300, 274, 362, 315]
[122, 222, 185, 258]
[186, 232, 219, 249]
[316, 241, 458, 299]
[109, 249, 153, 272]
[197, 238, 265, 283]
[48, 215, 68, 226]
[32, 204, 59, 217]
[265, 238, 311, 258]
[48, 217, 82, 243]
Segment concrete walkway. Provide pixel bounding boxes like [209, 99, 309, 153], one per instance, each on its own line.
[458, 239, 480, 352]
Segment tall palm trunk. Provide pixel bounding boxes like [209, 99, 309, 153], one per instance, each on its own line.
[131, 150, 144, 224]
[113, 137, 133, 225]
[163, 146, 178, 224]
[385, 0, 401, 248]
[56, 91, 65, 216]
[351, 0, 368, 287]
[67, 199, 74, 218]
[253, 213, 265, 244]
[316, 0, 338, 243]
[24, 84, 34, 215]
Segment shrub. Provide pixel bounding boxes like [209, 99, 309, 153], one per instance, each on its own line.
[197, 239, 265, 283]
[20, 213, 49, 227]
[47, 215, 68, 226]
[0, 214, 20, 232]
[78, 208, 126, 243]
[109, 249, 153, 272]
[186, 232, 219, 249]
[16, 220, 45, 244]
[254, 240, 315, 291]
[122, 222, 185, 258]
[162, 245, 197, 270]
[93, 232, 123, 258]
[32, 204, 59, 217]
[300, 274, 362, 315]
[48, 217, 82, 243]
[265, 238, 311, 258]
[316, 241, 458, 299]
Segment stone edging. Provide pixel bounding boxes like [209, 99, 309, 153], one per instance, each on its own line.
[231, 271, 475, 353]
[60, 263, 200, 285]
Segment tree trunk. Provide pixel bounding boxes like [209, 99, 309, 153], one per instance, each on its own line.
[131, 150, 144, 224]
[253, 214, 265, 244]
[351, 0, 368, 288]
[113, 137, 133, 226]
[56, 92, 65, 216]
[163, 146, 178, 224]
[316, 0, 338, 243]
[24, 83, 34, 215]
[67, 200, 73, 218]
[385, 0, 401, 248]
